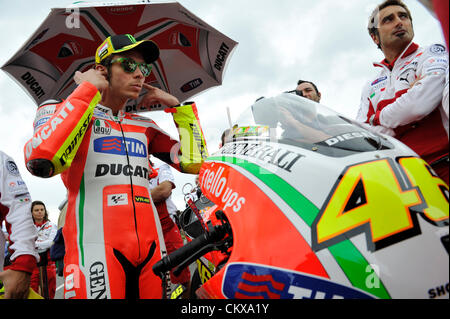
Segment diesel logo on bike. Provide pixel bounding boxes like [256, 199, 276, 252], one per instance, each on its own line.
[94, 136, 147, 158]
[89, 262, 107, 299]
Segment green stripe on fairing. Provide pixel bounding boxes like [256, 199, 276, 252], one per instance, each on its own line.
[78, 175, 86, 267]
[209, 156, 318, 225]
[207, 155, 391, 299]
[328, 241, 390, 299]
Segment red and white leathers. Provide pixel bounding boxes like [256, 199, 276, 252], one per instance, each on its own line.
[23, 82, 206, 299]
[0, 150, 38, 274]
[356, 42, 449, 183]
[34, 220, 58, 254]
[30, 219, 57, 298]
[149, 162, 190, 285]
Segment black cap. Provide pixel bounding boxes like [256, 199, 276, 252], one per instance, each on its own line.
[95, 34, 159, 64]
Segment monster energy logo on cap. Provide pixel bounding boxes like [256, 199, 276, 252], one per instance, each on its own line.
[95, 34, 160, 64]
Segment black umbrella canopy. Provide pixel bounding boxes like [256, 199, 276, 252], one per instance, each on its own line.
[1, 1, 237, 112]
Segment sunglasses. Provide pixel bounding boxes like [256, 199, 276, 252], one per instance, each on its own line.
[110, 58, 153, 77]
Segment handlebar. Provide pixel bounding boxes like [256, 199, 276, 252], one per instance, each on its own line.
[152, 224, 227, 277]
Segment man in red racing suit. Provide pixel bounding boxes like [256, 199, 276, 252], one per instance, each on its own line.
[23, 34, 208, 299]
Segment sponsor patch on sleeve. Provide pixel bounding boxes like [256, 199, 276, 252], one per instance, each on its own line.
[107, 193, 128, 206]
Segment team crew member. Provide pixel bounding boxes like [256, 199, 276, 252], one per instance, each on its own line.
[149, 160, 191, 291]
[296, 80, 322, 103]
[30, 201, 57, 299]
[0, 150, 39, 299]
[356, 0, 449, 184]
[23, 34, 208, 299]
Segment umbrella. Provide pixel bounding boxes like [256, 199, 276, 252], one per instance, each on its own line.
[1, 1, 238, 112]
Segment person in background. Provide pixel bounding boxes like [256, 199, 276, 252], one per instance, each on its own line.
[2, 223, 11, 267]
[295, 80, 322, 102]
[30, 200, 57, 299]
[356, 0, 449, 184]
[50, 197, 67, 277]
[149, 159, 191, 296]
[219, 125, 238, 149]
[220, 129, 233, 149]
[0, 150, 38, 299]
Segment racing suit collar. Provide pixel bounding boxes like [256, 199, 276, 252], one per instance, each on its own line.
[96, 104, 114, 116]
[95, 104, 126, 121]
[35, 220, 46, 227]
[374, 42, 419, 70]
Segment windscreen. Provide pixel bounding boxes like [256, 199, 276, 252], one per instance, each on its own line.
[227, 93, 392, 157]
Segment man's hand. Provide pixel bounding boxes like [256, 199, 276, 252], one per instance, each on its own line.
[139, 83, 180, 108]
[74, 69, 109, 94]
[278, 106, 330, 143]
[0, 269, 31, 299]
[150, 180, 174, 203]
[278, 107, 299, 128]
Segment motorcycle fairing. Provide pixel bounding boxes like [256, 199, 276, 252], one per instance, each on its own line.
[221, 262, 376, 299]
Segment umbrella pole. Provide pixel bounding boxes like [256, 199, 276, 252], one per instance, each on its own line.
[38, 251, 50, 299]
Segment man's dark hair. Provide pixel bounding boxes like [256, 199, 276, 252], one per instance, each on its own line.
[221, 125, 238, 146]
[368, 0, 413, 49]
[98, 55, 114, 81]
[297, 80, 320, 95]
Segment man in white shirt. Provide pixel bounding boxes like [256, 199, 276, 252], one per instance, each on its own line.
[149, 160, 191, 288]
[0, 150, 39, 299]
[356, 0, 449, 184]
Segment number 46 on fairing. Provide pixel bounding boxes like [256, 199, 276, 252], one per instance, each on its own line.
[311, 157, 449, 252]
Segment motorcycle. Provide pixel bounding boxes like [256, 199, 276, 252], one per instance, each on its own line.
[154, 93, 449, 299]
